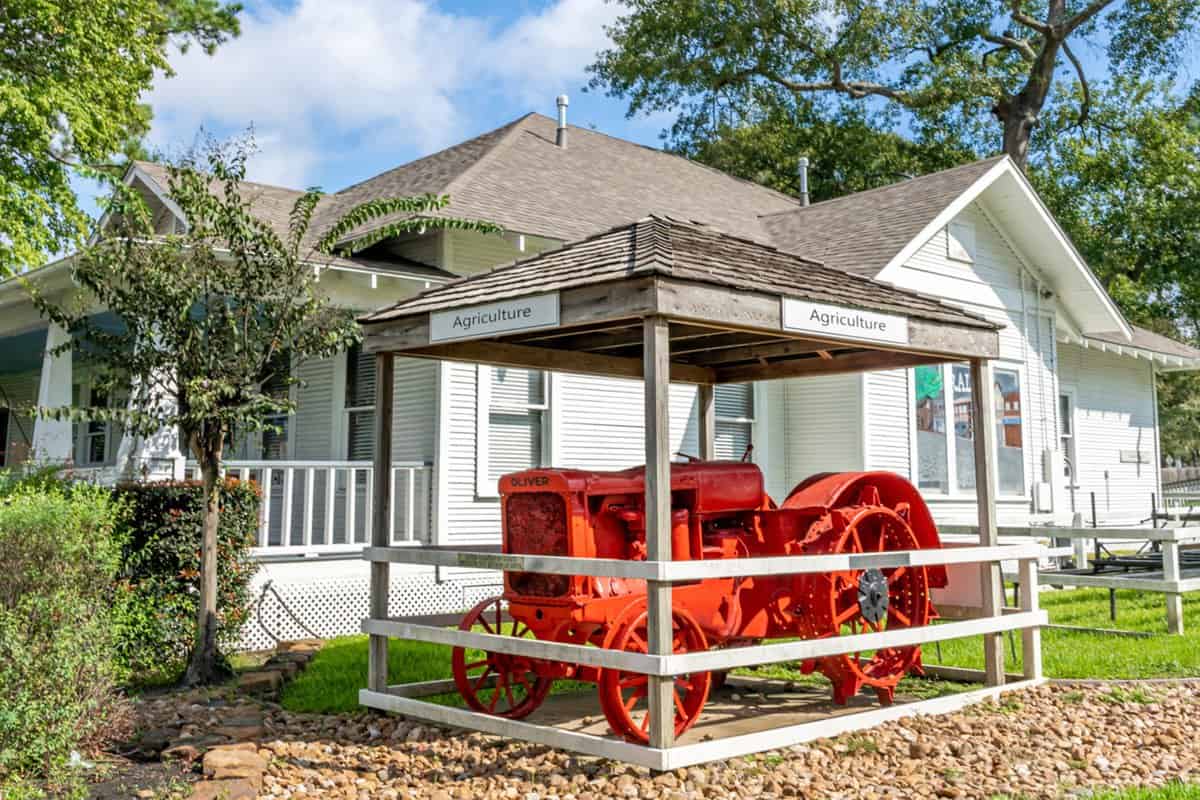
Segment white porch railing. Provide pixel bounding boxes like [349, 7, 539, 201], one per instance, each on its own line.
[185, 460, 433, 557]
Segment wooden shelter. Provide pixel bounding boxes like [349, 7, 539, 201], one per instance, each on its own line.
[356, 216, 1045, 768]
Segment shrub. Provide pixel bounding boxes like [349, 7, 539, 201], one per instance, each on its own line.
[112, 480, 259, 684]
[0, 483, 130, 792]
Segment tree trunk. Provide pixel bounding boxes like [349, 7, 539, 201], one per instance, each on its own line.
[183, 442, 229, 686]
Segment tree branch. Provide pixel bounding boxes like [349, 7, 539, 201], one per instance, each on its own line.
[981, 31, 1037, 61]
[1063, 0, 1119, 35]
[1010, 2, 1052, 35]
[1061, 39, 1092, 128]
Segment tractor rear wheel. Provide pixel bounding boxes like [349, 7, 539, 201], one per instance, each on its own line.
[792, 485, 932, 705]
[598, 607, 712, 744]
[451, 596, 553, 719]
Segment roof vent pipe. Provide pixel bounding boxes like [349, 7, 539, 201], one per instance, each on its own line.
[556, 94, 569, 148]
[797, 156, 810, 206]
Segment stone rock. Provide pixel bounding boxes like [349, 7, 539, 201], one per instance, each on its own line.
[212, 716, 267, 741]
[190, 779, 258, 800]
[238, 670, 283, 695]
[203, 746, 268, 789]
[276, 638, 323, 654]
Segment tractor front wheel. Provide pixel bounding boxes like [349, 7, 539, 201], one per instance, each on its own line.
[451, 596, 553, 719]
[598, 607, 712, 744]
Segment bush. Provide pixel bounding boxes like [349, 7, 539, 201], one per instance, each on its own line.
[112, 480, 260, 684]
[0, 483, 130, 792]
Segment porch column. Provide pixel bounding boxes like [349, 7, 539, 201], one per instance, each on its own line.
[643, 316, 674, 750]
[368, 351, 395, 692]
[697, 383, 715, 460]
[969, 357, 1006, 686]
[31, 323, 72, 463]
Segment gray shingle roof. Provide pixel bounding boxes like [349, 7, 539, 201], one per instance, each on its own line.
[761, 156, 1008, 277]
[1089, 327, 1200, 360]
[322, 113, 802, 248]
[360, 216, 996, 331]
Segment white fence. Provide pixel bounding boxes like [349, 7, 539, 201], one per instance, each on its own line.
[186, 460, 433, 556]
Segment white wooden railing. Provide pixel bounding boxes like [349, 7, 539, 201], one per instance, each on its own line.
[185, 460, 433, 556]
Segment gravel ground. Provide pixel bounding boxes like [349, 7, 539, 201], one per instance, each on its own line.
[123, 682, 1200, 800]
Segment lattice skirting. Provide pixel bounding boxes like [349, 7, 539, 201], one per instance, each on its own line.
[237, 569, 502, 652]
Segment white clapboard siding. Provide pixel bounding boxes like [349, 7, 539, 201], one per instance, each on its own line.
[1058, 341, 1159, 524]
[293, 355, 335, 459]
[443, 229, 560, 276]
[557, 374, 700, 471]
[872, 202, 1062, 525]
[393, 357, 437, 464]
[865, 369, 911, 477]
[779, 373, 863, 490]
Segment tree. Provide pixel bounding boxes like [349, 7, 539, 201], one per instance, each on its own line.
[674, 97, 975, 201]
[588, 0, 1200, 168]
[28, 138, 501, 684]
[0, 0, 242, 276]
[1034, 80, 1200, 461]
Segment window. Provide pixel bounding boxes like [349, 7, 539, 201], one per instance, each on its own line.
[476, 366, 548, 495]
[72, 381, 114, 466]
[912, 363, 1025, 496]
[1059, 391, 1076, 485]
[260, 351, 291, 460]
[345, 343, 376, 460]
[714, 383, 755, 460]
[913, 364, 948, 492]
[947, 220, 976, 263]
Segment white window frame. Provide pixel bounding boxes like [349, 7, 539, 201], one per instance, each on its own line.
[343, 345, 376, 462]
[715, 383, 756, 461]
[946, 219, 976, 264]
[72, 380, 118, 467]
[1059, 386, 1079, 490]
[475, 365, 550, 498]
[908, 360, 1029, 500]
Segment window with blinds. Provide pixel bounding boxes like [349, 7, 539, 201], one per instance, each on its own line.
[261, 350, 291, 460]
[345, 344, 376, 460]
[486, 367, 547, 483]
[714, 382, 755, 461]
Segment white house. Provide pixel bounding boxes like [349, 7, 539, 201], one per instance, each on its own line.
[2, 107, 1197, 648]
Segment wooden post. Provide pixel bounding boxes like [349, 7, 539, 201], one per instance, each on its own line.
[698, 383, 716, 461]
[1017, 557, 1042, 680]
[969, 358, 1006, 686]
[368, 352, 395, 692]
[1162, 539, 1184, 635]
[643, 317, 674, 750]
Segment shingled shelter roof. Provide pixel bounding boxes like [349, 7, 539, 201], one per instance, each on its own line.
[362, 216, 992, 329]
[360, 216, 1000, 386]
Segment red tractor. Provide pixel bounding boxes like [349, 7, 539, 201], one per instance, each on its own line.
[451, 461, 946, 744]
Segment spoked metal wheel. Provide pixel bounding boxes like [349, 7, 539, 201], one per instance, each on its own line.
[598, 607, 712, 744]
[796, 490, 932, 705]
[451, 596, 553, 719]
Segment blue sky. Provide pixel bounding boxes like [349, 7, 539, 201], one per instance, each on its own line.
[140, 0, 658, 194]
[94, 0, 1200, 210]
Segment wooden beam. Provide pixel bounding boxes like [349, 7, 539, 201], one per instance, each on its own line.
[969, 357, 1006, 687]
[671, 332, 791, 358]
[368, 351, 395, 693]
[643, 317, 674, 751]
[698, 384, 715, 460]
[714, 349, 944, 383]
[685, 338, 841, 366]
[402, 340, 716, 385]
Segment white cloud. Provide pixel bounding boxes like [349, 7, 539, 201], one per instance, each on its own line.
[147, 0, 620, 186]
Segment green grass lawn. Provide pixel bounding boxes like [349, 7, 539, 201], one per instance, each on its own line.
[280, 587, 1200, 714]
